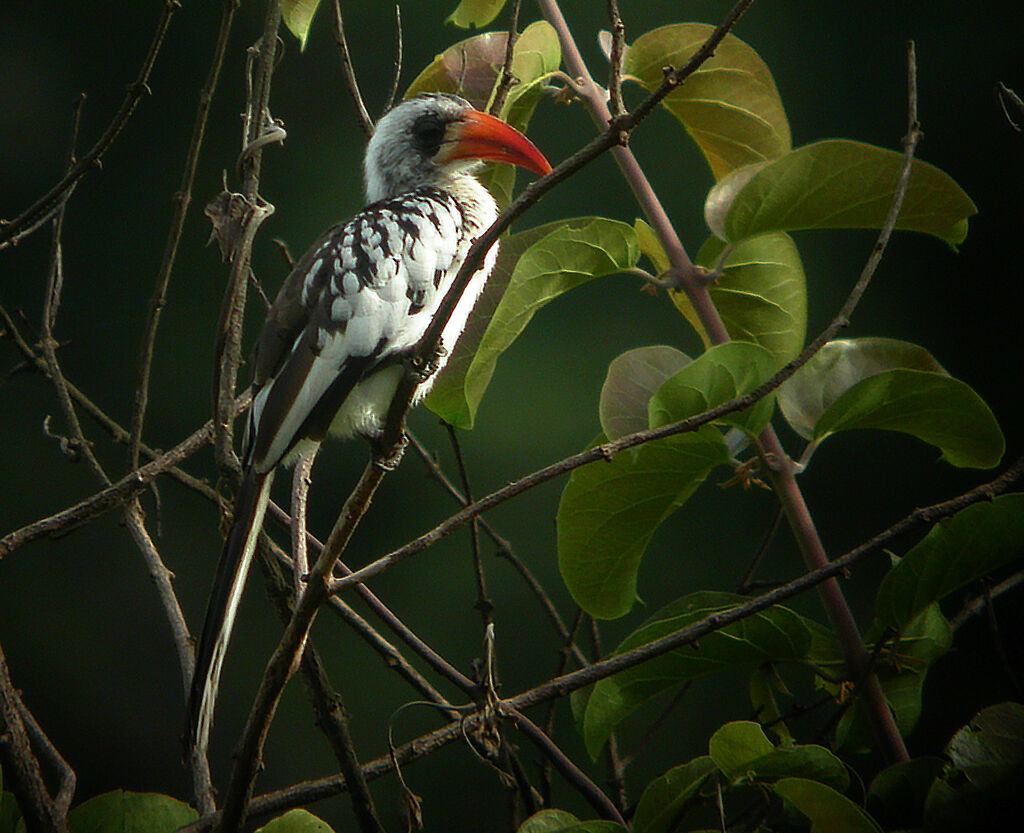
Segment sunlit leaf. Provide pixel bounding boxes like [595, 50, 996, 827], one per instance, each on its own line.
[708, 721, 774, 779]
[648, 340, 779, 438]
[815, 369, 1002, 468]
[623, 24, 790, 179]
[447, 0, 507, 28]
[600, 346, 691, 441]
[774, 778, 883, 833]
[690, 233, 807, 364]
[282, 0, 322, 51]
[428, 218, 639, 428]
[582, 592, 814, 756]
[778, 338, 946, 440]
[875, 495, 1024, 631]
[68, 791, 198, 833]
[255, 809, 335, 832]
[632, 757, 716, 833]
[558, 433, 729, 621]
[925, 703, 1024, 831]
[705, 140, 977, 246]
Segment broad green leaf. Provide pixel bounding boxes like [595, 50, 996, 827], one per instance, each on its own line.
[648, 341, 779, 438]
[282, 0, 322, 50]
[875, 495, 1024, 631]
[406, 20, 559, 122]
[447, 0, 507, 28]
[582, 592, 814, 756]
[836, 605, 952, 752]
[689, 233, 807, 365]
[632, 757, 716, 833]
[708, 721, 774, 780]
[428, 218, 639, 428]
[708, 721, 848, 790]
[623, 24, 790, 179]
[517, 812, 627, 833]
[774, 778, 883, 833]
[925, 703, 1024, 831]
[705, 140, 977, 246]
[558, 432, 728, 620]
[256, 810, 335, 832]
[778, 338, 946, 440]
[867, 758, 944, 831]
[812, 369, 1004, 469]
[68, 791, 197, 833]
[600, 346, 691, 441]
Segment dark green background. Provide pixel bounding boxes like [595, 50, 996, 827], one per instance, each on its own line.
[1, 1, 1021, 829]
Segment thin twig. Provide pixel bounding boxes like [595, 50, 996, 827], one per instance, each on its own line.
[0, 0, 181, 250]
[381, 5, 403, 116]
[736, 506, 785, 594]
[501, 705, 626, 825]
[445, 424, 492, 627]
[488, 0, 522, 117]
[950, 569, 1024, 631]
[15, 700, 76, 817]
[128, 0, 238, 472]
[290, 452, 316, 597]
[332, 0, 375, 135]
[606, 0, 626, 117]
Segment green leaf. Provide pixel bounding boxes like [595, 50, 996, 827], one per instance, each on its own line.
[648, 341, 779, 438]
[816, 369, 1003, 469]
[282, 0, 322, 50]
[705, 140, 977, 246]
[750, 666, 794, 744]
[875, 495, 1024, 631]
[447, 0, 507, 28]
[600, 347, 691, 441]
[709, 722, 849, 791]
[692, 233, 807, 365]
[924, 703, 1024, 832]
[68, 791, 197, 833]
[778, 338, 946, 440]
[774, 778, 883, 833]
[0, 793, 19, 833]
[623, 24, 790, 179]
[558, 433, 729, 620]
[516, 811, 627, 833]
[428, 218, 639, 428]
[632, 757, 717, 833]
[582, 592, 814, 756]
[867, 757, 944, 831]
[255, 810, 335, 832]
[708, 721, 774, 780]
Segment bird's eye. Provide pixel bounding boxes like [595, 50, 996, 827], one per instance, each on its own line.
[411, 114, 447, 155]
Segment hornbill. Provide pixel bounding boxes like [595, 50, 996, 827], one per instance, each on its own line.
[187, 93, 551, 756]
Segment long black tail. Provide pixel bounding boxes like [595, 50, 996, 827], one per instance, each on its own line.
[187, 466, 275, 757]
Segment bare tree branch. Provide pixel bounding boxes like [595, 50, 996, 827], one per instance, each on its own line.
[332, 0, 375, 135]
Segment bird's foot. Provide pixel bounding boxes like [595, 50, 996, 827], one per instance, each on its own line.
[372, 431, 408, 471]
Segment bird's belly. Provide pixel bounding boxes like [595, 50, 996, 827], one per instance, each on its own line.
[327, 364, 405, 440]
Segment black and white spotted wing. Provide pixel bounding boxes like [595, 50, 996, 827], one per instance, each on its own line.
[245, 186, 481, 472]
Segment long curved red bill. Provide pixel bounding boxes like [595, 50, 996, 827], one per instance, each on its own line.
[444, 110, 552, 177]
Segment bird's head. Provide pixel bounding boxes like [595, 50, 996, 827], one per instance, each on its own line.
[364, 93, 552, 203]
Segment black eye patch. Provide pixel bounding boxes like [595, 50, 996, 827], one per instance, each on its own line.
[411, 113, 447, 155]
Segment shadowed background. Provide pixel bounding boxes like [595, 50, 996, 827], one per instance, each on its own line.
[1, 1, 1022, 829]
